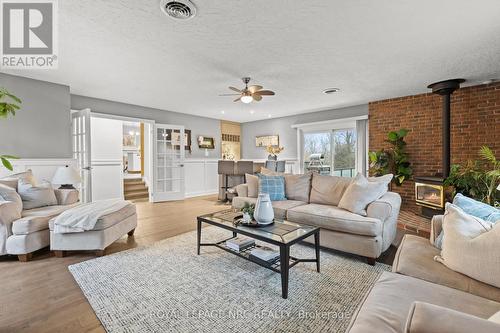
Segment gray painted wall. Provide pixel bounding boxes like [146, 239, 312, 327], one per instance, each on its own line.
[71, 95, 221, 159]
[241, 104, 368, 159]
[0, 73, 71, 158]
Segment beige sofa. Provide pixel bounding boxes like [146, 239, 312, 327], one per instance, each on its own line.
[347, 215, 500, 332]
[232, 173, 401, 264]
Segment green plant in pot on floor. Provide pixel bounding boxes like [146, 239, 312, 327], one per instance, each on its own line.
[241, 202, 255, 222]
[0, 88, 22, 170]
[369, 128, 413, 186]
[445, 146, 500, 207]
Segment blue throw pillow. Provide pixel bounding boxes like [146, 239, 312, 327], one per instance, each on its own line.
[435, 193, 499, 249]
[453, 193, 500, 223]
[257, 174, 286, 201]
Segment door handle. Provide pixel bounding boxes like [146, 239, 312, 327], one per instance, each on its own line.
[82, 166, 93, 170]
[180, 164, 184, 167]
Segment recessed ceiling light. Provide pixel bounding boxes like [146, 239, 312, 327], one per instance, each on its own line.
[323, 88, 340, 94]
[220, 110, 225, 114]
[268, 114, 272, 118]
[250, 110, 255, 114]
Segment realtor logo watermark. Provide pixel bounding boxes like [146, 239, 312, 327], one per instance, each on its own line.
[1, 0, 58, 69]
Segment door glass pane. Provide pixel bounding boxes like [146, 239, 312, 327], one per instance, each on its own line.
[332, 129, 356, 178]
[303, 132, 331, 175]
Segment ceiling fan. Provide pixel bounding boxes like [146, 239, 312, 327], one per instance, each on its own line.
[219, 77, 275, 103]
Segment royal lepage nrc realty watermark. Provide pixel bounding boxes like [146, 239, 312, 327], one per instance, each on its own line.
[1, 0, 58, 69]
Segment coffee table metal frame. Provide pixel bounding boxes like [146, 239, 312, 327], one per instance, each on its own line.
[197, 212, 320, 299]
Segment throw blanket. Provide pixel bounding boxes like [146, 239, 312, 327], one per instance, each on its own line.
[53, 199, 129, 234]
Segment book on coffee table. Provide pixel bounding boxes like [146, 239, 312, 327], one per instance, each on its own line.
[226, 237, 255, 252]
[249, 247, 280, 266]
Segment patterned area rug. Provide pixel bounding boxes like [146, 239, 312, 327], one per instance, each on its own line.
[69, 227, 390, 333]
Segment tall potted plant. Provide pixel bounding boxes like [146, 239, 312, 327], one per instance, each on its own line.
[0, 88, 22, 170]
[369, 128, 412, 186]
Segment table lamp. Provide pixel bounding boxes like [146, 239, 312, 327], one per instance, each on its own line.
[52, 165, 81, 189]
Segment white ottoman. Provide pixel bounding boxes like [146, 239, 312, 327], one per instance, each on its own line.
[49, 202, 137, 257]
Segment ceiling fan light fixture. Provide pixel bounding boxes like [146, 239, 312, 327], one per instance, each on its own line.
[241, 93, 253, 104]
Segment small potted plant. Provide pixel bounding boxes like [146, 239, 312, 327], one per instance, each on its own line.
[241, 202, 255, 223]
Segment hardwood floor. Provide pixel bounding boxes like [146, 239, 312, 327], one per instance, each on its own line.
[0, 195, 406, 333]
[0, 195, 227, 333]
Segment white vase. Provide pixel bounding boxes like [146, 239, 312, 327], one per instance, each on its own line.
[254, 193, 274, 225]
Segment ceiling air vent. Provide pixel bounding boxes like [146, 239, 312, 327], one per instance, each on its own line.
[160, 0, 197, 20]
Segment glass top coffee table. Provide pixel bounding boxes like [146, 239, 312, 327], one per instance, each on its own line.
[197, 210, 320, 299]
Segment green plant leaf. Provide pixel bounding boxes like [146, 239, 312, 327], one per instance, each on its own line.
[397, 129, 409, 138]
[387, 132, 398, 141]
[1, 157, 13, 171]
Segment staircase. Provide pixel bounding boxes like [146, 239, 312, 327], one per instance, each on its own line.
[124, 178, 149, 202]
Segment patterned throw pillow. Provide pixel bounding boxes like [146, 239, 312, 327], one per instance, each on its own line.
[257, 174, 286, 201]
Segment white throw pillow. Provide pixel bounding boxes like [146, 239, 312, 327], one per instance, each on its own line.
[245, 173, 259, 198]
[338, 173, 392, 216]
[0, 184, 23, 214]
[435, 203, 500, 288]
[1, 169, 36, 190]
[18, 180, 57, 210]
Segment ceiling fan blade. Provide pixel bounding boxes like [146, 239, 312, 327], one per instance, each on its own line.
[254, 90, 275, 96]
[219, 93, 241, 96]
[253, 94, 262, 101]
[248, 85, 263, 93]
[233, 96, 241, 102]
[229, 86, 242, 93]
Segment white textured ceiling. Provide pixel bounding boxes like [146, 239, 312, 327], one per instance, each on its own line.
[4, 0, 500, 122]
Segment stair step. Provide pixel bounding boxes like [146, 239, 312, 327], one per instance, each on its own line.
[125, 191, 149, 200]
[124, 179, 145, 186]
[124, 184, 148, 192]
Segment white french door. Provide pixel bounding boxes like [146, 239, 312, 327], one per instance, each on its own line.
[71, 109, 92, 203]
[153, 124, 185, 202]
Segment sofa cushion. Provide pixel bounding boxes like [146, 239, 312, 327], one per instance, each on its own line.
[393, 234, 500, 303]
[490, 310, 500, 324]
[338, 173, 391, 216]
[0, 184, 22, 215]
[48, 203, 136, 231]
[270, 200, 306, 220]
[453, 193, 500, 223]
[1, 169, 36, 190]
[436, 203, 500, 288]
[284, 173, 311, 202]
[245, 173, 259, 198]
[287, 203, 382, 236]
[13, 204, 80, 235]
[348, 272, 500, 333]
[309, 173, 352, 206]
[18, 180, 57, 210]
[0, 179, 19, 189]
[405, 302, 500, 333]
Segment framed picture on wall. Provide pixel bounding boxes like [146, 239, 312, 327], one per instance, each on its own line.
[255, 135, 279, 147]
[198, 136, 215, 149]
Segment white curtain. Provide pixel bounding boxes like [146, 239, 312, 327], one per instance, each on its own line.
[356, 119, 368, 176]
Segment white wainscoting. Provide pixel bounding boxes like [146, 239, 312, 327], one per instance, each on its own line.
[0, 158, 76, 183]
[91, 159, 124, 201]
[184, 159, 219, 198]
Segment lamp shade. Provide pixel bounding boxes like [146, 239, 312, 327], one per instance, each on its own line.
[52, 166, 81, 185]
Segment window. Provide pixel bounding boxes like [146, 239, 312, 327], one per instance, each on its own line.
[303, 129, 356, 177]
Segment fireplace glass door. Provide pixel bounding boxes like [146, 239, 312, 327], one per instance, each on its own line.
[415, 183, 444, 209]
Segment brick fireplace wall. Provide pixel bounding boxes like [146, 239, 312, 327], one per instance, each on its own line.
[369, 82, 500, 211]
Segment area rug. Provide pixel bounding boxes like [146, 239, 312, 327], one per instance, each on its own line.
[69, 227, 390, 333]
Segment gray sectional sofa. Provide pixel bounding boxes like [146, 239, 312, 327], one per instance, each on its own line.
[232, 172, 401, 264]
[347, 215, 500, 332]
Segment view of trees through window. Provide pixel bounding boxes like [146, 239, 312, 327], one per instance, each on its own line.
[303, 129, 356, 177]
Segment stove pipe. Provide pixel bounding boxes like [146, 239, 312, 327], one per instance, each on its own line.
[427, 79, 465, 179]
